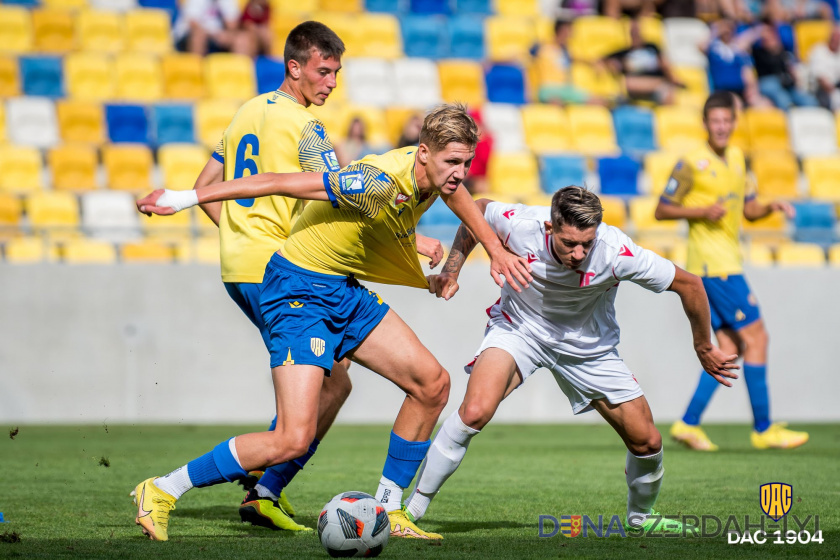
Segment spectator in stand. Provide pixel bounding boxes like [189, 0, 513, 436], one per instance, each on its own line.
[535, 19, 593, 105]
[335, 117, 376, 168]
[601, 0, 660, 18]
[704, 19, 771, 107]
[752, 21, 819, 109]
[396, 114, 422, 148]
[808, 26, 840, 109]
[765, 0, 832, 21]
[657, 0, 697, 18]
[173, 0, 241, 56]
[464, 110, 492, 195]
[236, 0, 272, 57]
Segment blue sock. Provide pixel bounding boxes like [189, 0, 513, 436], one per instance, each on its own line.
[382, 432, 431, 488]
[187, 439, 248, 488]
[268, 416, 277, 431]
[257, 438, 320, 496]
[682, 371, 721, 426]
[744, 363, 771, 432]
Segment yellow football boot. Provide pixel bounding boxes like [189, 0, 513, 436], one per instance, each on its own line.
[132, 477, 176, 541]
[239, 489, 310, 531]
[670, 420, 719, 451]
[389, 507, 443, 539]
[751, 423, 809, 449]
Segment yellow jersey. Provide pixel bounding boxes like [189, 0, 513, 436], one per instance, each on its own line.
[282, 147, 438, 289]
[215, 89, 339, 283]
[660, 144, 755, 277]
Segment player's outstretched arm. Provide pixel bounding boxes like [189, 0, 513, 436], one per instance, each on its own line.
[668, 266, 740, 386]
[743, 197, 796, 222]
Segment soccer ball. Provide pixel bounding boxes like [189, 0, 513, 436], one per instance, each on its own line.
[317, 491, 390, 558]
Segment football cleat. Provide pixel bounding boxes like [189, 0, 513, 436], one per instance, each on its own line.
[625, 510, 685, 535]
[277, 490, 297, 518]
[236, 470, 264, 493]
[239, 489, 310, 531]
[751, 423, 809, 450]
[389, 507, 443, 540]
[670, 420, 719, 451]
[132, 477, 176, 541]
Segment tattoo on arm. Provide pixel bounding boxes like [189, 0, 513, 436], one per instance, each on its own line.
[442, 224, 478, 274]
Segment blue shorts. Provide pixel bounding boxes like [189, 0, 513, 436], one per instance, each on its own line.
[702, 274, 761, 332]
[259, 254, 390, 372]
[224, 282, 270, 350]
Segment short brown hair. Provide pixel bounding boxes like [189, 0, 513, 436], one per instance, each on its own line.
[703, 91, 736, 120]
[419, 103, 479, 152]
[284, 21, 345, 76]
[550, 186, 603, 230]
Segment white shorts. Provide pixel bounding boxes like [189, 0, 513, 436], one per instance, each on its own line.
[466, 321, 644, 414]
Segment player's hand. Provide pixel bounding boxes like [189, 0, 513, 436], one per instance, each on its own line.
[416, 234, 444, 269]
[488, 246, 532, 293]
[696, 344, 740, 387]
[427, 272, 459, 300]
[704, 202, 727, 222]
[137, 189, 198, 216]
[769, 200, 796, 219]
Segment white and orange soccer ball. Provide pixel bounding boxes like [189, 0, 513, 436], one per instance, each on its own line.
[317, 491, 390, 558]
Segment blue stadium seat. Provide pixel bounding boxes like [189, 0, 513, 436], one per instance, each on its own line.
[138, 0, 178, 21]
[448, 15, 485, 60]
[418, 199, 460, 242]
[401, 15, 449, 59]
[598, 155, 640, 196]
[485, 64, 525, 104]
[793, 202, 837, 245]
[154, 104, 194, 145]
[106, 104, 150, 144]
[456, 0, 491, 14]
[3, 0, 39, 5]
[366, 0, 406, 12]
[255, 56, 285, 95]
[613, 106, 656, 156]
[20, 56, 63, 98]
[410, 0, 450, 14]
[540, 155, 586, 193]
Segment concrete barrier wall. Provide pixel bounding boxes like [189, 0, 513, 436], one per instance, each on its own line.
[0, 263, 837, 425]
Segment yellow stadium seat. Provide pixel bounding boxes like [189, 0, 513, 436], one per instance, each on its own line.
[744, 241, 775, 266]
[600, 195, 627, 230]
[26, 191, 80, 232]
[311, 12, 359, 56]
[269, 0, 317, 14]
[355, 14, 402, 59]
[630, 196, 681, 234]
[125, 9, 171, 55]
[742, 211, 788, 245]
[319, 0, 362, 13]
[4, 237, 58, 263]
[566, 105, 619, 156]
[385, 107, 420, 146]
[497, 0, 539, 16]
[794, 20, 832, 62]
[158, 144, 209, 191]
[745, 108, 790, 153]
[103, 144, 153, 191]
[195, 99, 240, 149]
[438, 60, 486, 107]
[488, 153, 540, 199]
[672, 65, 709, 108]
[194, 206, 217, 236]
[0, 6, 33, 53]
[63, 238, 117, 264]
[645, 151, 682, 195]
[828, 244, 840, 266]
[193, 235, 220, 264]
[269, 13, 307, 57]
[32, 8, 76, 52]
[570, 62, 624, 99]
[729, 114, 750, 153]
[341, 106, 389, 148]
[115, 52, 162, 102]
[204, 53, 256, 101]
[77, 9, 123, 52]
[624, 15, 665, 49]
[120, 240, 174, 263]
[0, 193, 23, 237]
[776, 242, 825, 267]
[803, 156, 840, 201]
[0, 56, 20, 97]
[48, 144, 98, 191]
[140, 208, 192, 240]
[486, 15, 537, 62]
[568, 16, 628, 63]
[0, 146, 43, 193]
[751, 151, 799, 199]
[57, 99, 105, 144]
[521, 104, 570, 154]
[162, 53, 204, 100]
[65, 52, 115, 100]
[655, 106, 705, 153]
[524, 192, 553, 206]
[43, 0, 88, 9]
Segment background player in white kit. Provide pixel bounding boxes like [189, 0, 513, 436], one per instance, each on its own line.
[406, 186, 739, 533]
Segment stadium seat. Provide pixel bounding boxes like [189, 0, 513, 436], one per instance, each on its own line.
[365, 0, 405, 13]
[0, 192, 23, 232]
[672, 65, 710, 108]
[539, 155, 586, 194]
[91, 0, 138, 10]
[438, 59, 485, 107]
[644, 151, 681, 195]
[600, 195, 627, 230]
[0, 104, 5, 145]
[140, 206, 191, 240]
[120, 239, 174, 263]
[488, 153, 540, 199]
[205, 53, 257, 102]
[62, 238, 118, 264]
[655, 106, 705, 152]
[320, 0, 362, 12]
[77, 9, 124, 52]
[629, 196, 681, 234]
[0, 56, 20, 97]
[788, 107, 837, 157]
[102, 143, 153, 191]
[410, 0, 449, 14]
[751, 151, 799, 199]
[742, 211, 788, 244]
[340, 106, 390, 148]
[7, 96, 59, 148]
[137, 0, 176, 17]
[664, 17, 710, 67]
[105, 104, 149, 144]
[385, 107, 419, 145]
[456, 0, 491, 13]
[48, 144, 98, 191]
[26, 191, 80, 233]
[0, 6, 33, 53]
[81, 190, 140, 242]
[65, 51, 115, 100]
[624, 15, 664, 48]
[31, 8, 76, 52]
[153, 104, 194, 145]
[776, 242, 826, 267]
[568, 16, 628, 63]
[566, 105, 619, 156]
[343, 58, 395, 107]
[743, 241, 775, 266]
[0, 145, 43, 192]
[115, 53, 163, 102]
[448, 14, 484, 60]
[521, 104, 570, 155]
[195, 99, 239, 149]
[57, 99, 105, 144]
[570, 62, 624, 100]
[193, 204, 217, 236]
[804, 156, 840, 201]
[729, 115, 750, 153]
[4, 237, 58, 264]
[43, 0, 88, 9]
[392, 58, 442, 108]
[268, 12, 307, 56]
[496, 0, 538, 16]
[401, 15, 448, 59]
[829, 244, 840, 266]
[255, 55, 284, 95]
[125, 8, 171, 54]
[356, 13, 402, 59]
[20, 56, 64, 97]
[162, 53, 204, 99]
[613, 106, 656, 157]
[745, 108, 790, 153]
[192, 235, 220, 264]
[794, 19, 832, 62]
[793, 201, 836, 245]
[485, 64, 526, 105]
[485, 15, 536, 62]
[482, 102, 525, 153]
[311, 12, 361, 56]
[598, 155, 640, 196]
[158, 144, 208, 191]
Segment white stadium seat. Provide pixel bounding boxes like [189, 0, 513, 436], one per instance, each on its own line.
[482, 102, 526, 153]
[789, 107, 837, 157]
[89, 0, 137, 10]
[6, 97, 59, 149]
[665, 18, 711, 67]
[392, 58, 442, 109]
[343, 58, 395, 108]
[81, 191, 141, 242]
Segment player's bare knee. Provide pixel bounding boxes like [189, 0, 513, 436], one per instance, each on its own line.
[743, 325, 768, 354]
[459, 400, 493, 430]
[264, 428, 315, 466]
[626, 428, 661, 456]
[418, 365, 450, 412]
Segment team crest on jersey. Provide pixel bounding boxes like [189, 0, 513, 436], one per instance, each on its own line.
[310, 338, 326, 357]
[503, 209, 516, 219]
[339, 171, 365, 195]
[664, 177, 679, 196]
[395, 193, 411, 205]
[321, 150, 340, 171]
[697, 159, 710, 171]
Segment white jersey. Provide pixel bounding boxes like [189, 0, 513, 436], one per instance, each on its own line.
[484, 202, 676, 358]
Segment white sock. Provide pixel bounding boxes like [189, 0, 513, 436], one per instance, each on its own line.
[154, 465, 193, 500]
[229, 437, 242, 467]
[405, 411, 480, 521]
[255, 484, 278, 501]
[625, 449, 664, 527]
[375, 476, 403, 512]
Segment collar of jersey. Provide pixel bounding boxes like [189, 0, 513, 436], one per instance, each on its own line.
[274, 89, 300, 105]
[703, 142, 729, 167]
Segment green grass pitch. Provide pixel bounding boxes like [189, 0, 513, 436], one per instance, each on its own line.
[1, 423, 837, 559]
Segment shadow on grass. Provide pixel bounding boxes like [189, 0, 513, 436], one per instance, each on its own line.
[428, 520, 533, 533]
